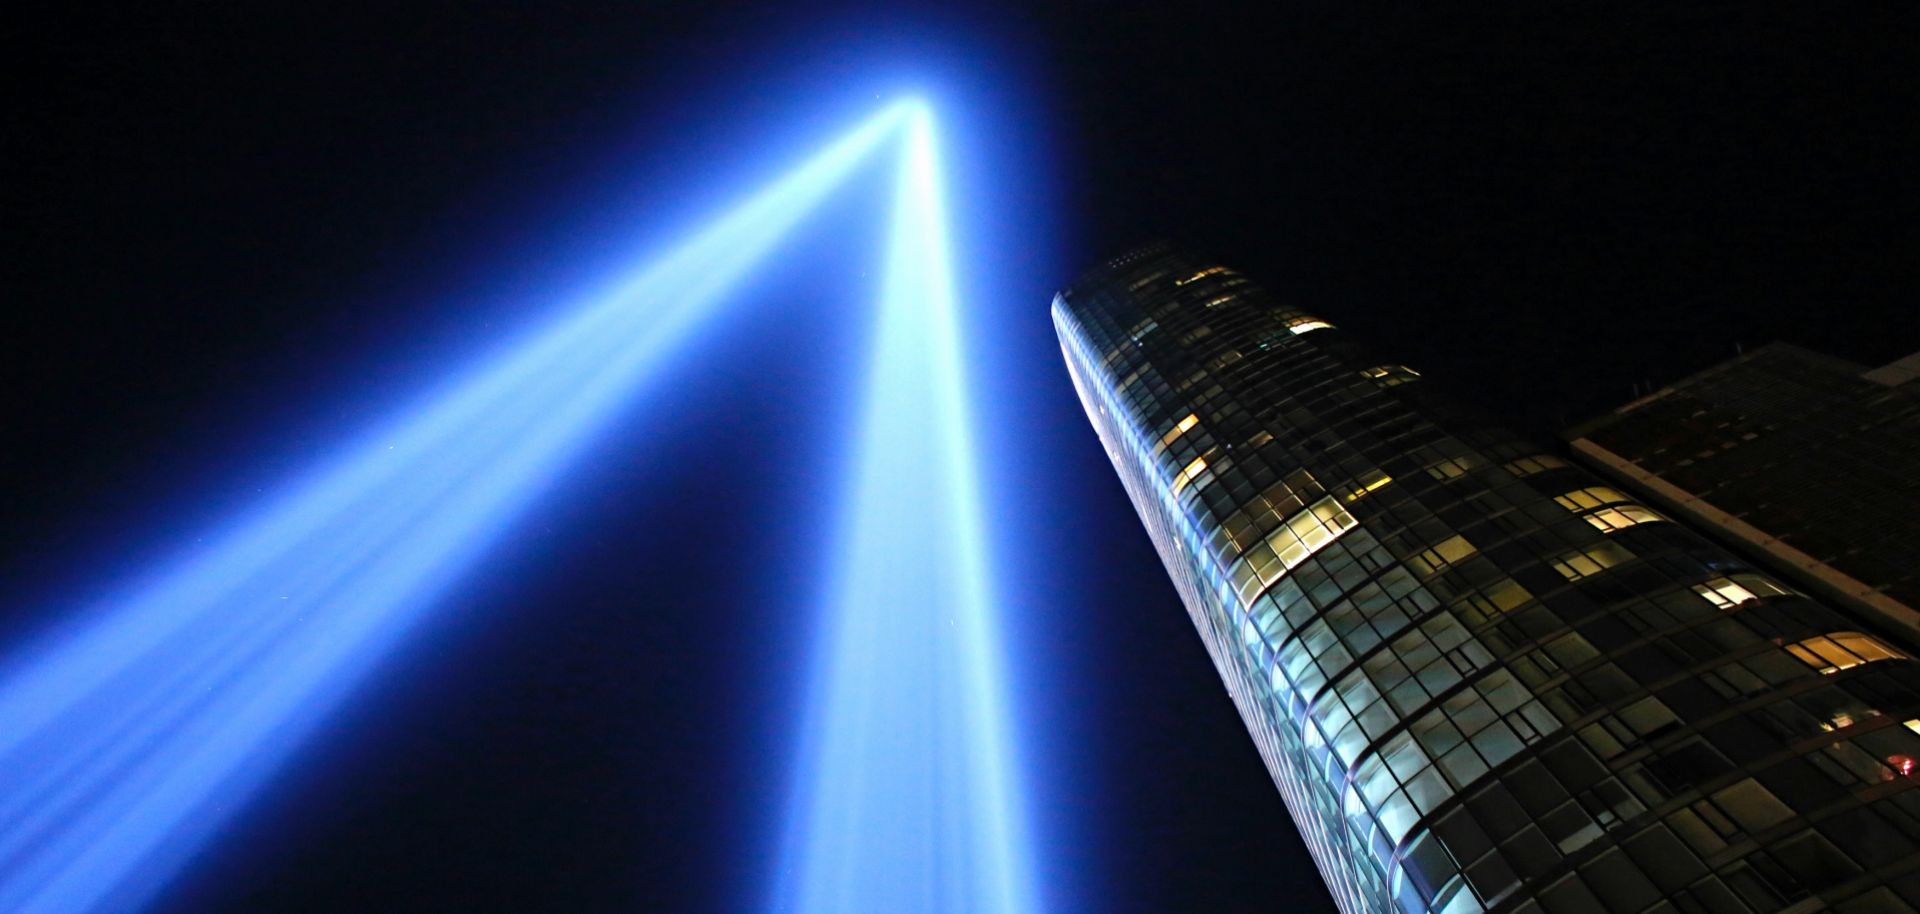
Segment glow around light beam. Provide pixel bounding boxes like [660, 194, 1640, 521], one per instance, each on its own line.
[777, 103, 1038, 914]
[0, 103, 908, 914]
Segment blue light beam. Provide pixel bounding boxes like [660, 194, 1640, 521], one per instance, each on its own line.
[778, 102, 1039, 914]
[0, 103, 906, 914]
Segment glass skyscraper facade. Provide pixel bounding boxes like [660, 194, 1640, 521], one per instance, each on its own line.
[1053, 243, 1920, 914]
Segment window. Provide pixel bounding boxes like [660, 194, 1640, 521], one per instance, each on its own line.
[1287, 316, 1334, 335]
[1554, 487, 1630, 511]
[1409, 534, 1477, 577]
[1361, 364, 1421, 388]
[1345, 470, 1392, 502]
[1425, 455, 1481, 481]
[1785, 632, 1910, 675]
[1126, 269, 1169, 291]
[1550, 542, 1634, 582]
[1459, 578, 1533, 621]
[1237, 496, 1360, 592]
[1693, 575, 1791, 610]
[1582, 504, 1663, 532]
[1503, 454, 1570, 476]
[1247, 430, 1275, 448]
[1555, 487, 1664, 532]
[1175, 265, 1229, 285]
[1162, 413, 1199, 443]
[1206, 350, 1244, 370]
[1172, 455, 1209, 494]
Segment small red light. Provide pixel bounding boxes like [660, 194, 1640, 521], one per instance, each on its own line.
[1890, 755, 1916, 778]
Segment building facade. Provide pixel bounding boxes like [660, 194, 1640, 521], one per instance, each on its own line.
[1566, 344, 1920, 647]
[1052, 243, 1920, 914]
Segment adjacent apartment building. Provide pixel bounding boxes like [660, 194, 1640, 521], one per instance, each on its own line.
[1566, 343, 1920, 647]
[1052, 243, 1920, 914]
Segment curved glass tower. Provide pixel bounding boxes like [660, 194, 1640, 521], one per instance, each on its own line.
[1053, 243, 1920, 914]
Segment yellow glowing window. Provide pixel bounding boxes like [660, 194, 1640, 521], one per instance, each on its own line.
[1906, 719, 1920, 736]
[1409, 534, 1477, 577]
[1554, 487, 1630, 511]
[1259, 495, 1367, 583]
[1204, 294, 1239, 309]
[1462, 578, 1533, 619]
[1693, 575, 1789, 610]
[1550, 542, 1633, 581]
[1785, 632, 1910, 675]
[1172, 455, 1209, 494]
[1582, 504, 1663, 532]
[1287, 317, 1334, 335]
[1425, 456, 1480, 481]
[1166, 413, 1199, 439]
[1361, 365, 1421, 387]
[1345, 470, 1392, 502]
[1175, 265, 1230, 285]
[1503, 455, 1571, 476]
[1247, 430, 1275, 448]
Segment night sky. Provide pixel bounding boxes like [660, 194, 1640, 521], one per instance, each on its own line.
[6, 3, 1916, 913]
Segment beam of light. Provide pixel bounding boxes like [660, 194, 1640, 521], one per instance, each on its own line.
[0, 103, 910, 914]
[776, 101, 1038, 914]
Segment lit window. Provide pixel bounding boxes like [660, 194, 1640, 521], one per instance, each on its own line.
[1554, 487, 1630, 511]
[1692, 574, 1790, 610]
[1785, 632, 1911, 675]
[1206, 350, 1244, 370]
[1503, 455, 1570, 476]
[1204, 294, 1239, 309]
[1164, 413, 1199, 440]
[1247, 430, 1275, 448]
[1271, 497, 1357, 570]
[1172, 455, 1209, 494]
[1238, 497, 1359, 592]
[1554, 487, 1665, 532]
[1287, 317, 1334, 335]
[1408, 534, 1476, 577]
[1345, 470, 1392, 502]
[1549, 542, 1633, 581]
[1459, 578, 1533, 620]
[1581, 504, 1663, 532]
[1425, 455, 1481, 481]
[1126, 318, 1158, 340]
[1905, 719, 1920, 736]
[1175, 265, 1230, 285]
[1360, 364, 1421, 388]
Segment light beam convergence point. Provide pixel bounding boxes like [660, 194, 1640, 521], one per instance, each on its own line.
[0, 101, 915, 914]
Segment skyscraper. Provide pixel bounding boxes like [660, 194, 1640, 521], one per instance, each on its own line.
[1565, 343, 1920, 648]
[1053, 243, 1920, 914]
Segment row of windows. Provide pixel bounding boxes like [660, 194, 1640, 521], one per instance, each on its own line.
[1057, 252, 1920, 914]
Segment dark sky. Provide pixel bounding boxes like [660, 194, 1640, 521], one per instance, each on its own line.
[5, 3, 1916, 913]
